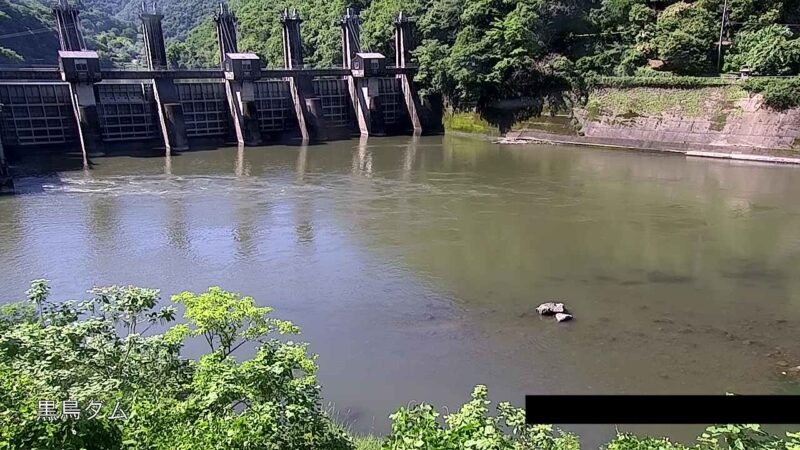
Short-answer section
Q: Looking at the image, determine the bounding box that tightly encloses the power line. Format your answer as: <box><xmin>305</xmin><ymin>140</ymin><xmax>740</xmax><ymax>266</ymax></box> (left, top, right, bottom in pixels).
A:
<box><xmin>0</xmin><ymin>28</ymin><xmax>54</xmax><ymax>41</ymax></box>
<box><xmin>729</xmin><ymin>22</ymin><xmax>800</xmax><ymax>27</ymax></box>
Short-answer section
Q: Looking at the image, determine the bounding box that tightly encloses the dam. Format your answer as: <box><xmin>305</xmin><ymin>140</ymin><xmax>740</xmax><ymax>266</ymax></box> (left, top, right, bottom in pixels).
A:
<box><xmin>0</xmin><ymin>2</ymin><xmax>438</xmax><ymax>192</ymax></box>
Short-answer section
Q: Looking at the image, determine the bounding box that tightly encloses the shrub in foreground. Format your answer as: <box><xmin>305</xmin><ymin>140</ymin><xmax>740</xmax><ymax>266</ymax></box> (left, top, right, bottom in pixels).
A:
<box><xmin>382</xmin><ymin>384</ymin><xmax>579</xmax><ymax>450</ymax></box>
<box><xmin>0</xmin><ymin>281</ymin><xmax>352</xmax><ymax>450</ymax></box>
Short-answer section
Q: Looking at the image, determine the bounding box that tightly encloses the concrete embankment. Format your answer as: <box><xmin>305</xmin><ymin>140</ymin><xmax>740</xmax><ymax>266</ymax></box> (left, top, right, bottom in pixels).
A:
<box><xmin>502</xmin><ymin>85</ymin><xmax>800</xmax><ymax>165</ymax></box>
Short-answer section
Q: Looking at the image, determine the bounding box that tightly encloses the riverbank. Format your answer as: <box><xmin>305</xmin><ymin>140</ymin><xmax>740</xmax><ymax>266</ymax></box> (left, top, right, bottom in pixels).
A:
<box><xmin>499</xmin><ymin>129</ymin><xmax>800</xmax><ymax>165</ymax></box>
<box><xmin>448</xmin><ymin>80</ymin><xmax>800</xmax><ymax>166</ymax></box>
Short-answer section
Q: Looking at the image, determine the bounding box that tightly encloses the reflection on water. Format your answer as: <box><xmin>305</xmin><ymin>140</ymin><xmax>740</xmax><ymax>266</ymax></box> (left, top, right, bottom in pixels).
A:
<box><xmin>2</xmin><ymin>135</ymin><xmax>800</xmax><ymax>447</ymax></box>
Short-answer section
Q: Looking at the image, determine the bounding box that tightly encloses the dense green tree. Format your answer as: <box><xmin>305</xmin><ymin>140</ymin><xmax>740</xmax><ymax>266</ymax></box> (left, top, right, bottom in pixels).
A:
<box><xmin>0</xmin><ymin>281</ymin><xmax>353</xmax><ymax>450</ymax></box>
<box><xmin>360</xmin><ymin>0</ymin><xmax>425</xmax><ymax>56</ymax></box>
<box><xmin>411</xmin><ymin>0</ymin><xmax>588</xmax><ymax>126</ymax></box>
<box><xmin>167</xmin><ymin>18</ymin><xmax>218</xmax><ymax>68</ymax></box>
<box><xmin>577</xmin><ymin>0</ymin><xmax>656</xmax><ymax>75</ymax></box>
<box><xmin>653</xmin><ymin>2</ymin><xmax>717</xmax><ymax>74</ymax></box>
<box><xmin>725</xmin><ymin>25</ymin><xmax>800</xmax><ymax>75</ymax></box>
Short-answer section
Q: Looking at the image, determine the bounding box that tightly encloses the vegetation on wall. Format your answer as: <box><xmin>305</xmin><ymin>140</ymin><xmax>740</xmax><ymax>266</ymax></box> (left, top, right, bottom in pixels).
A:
<box><xmin>743</xmin><ymin>77</ymin><xmax>800</xmax><ymax>110</ymax></box>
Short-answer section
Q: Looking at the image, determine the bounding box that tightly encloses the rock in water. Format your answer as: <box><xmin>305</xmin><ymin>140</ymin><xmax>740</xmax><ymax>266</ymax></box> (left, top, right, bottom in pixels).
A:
<box><xmin>536</xmin><ymin>302</ymin><xmax>566</xmax><ymax>315</ymax></box>
<box><xmin>555</xmin><ymin>313</ymin><xmax>573</xmax><ymax>323</ymax></box>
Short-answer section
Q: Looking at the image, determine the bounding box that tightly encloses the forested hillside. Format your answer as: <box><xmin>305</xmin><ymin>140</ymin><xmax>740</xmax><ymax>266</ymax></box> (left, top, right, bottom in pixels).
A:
<box><xmin>165</xmin><ymin>0</ymin><xmax>800</xmax><ymax>112</ymax></box>
<box><xmin>1</xmin><ymin>0</ymin><xmax>799</xmax><ymax>113</ymax></box>
<box><xmin>0</xmin><ymin>0</ymin><xmax>207</xmax><ymax>66</ymax></box>
<box><xmin>0</xmin><ymin>0</ymin><xmax>139</xmax><ymax>66</ymax></box>
<box><xmin>0</xmin><ymin>0</ymin><xmax>59</xmax><ymax>65</ymax></box>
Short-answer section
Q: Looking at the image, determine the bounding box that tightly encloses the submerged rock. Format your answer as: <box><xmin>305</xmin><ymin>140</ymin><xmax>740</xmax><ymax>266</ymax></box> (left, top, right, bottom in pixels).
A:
<box><xmin>782</xmin><ymin>366</ymin><xmax>800</xmax><ymax>377</ymax></box>
<box><xmin>536</xmin><ymin>302</ymin><xmax>566</xmax><ymax>315</ymax></box>
<box><xmin>555</xmin><ymin>313</ymin><xmax>573</xmax><ymax>323</ymax></box>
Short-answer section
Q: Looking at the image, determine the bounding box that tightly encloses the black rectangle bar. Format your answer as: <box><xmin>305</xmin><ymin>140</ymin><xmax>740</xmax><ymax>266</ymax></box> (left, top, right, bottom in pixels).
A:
<box><xmin>525</xmin><ymin>395</ymin><xmax>800</xmax><ymax>424</ymax></box>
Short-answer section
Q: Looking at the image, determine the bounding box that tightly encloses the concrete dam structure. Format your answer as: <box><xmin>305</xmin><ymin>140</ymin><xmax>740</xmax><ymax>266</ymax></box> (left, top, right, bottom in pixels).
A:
<box><xmin>0</xmin><ymin>1</ymin><xmax>436</xmax><ymax>191</ymax></box>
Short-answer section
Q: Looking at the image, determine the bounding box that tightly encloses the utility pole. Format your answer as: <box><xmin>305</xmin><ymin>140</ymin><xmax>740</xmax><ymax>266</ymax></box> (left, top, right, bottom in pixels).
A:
<box><xmin>717</xmin><ymin>0</ymin><xmax>730</xmax><ymax>72</ymax></box>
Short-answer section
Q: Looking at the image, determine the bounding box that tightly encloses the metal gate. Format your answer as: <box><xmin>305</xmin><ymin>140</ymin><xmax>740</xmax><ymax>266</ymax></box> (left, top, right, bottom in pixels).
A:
<box><xmin>177</xmin><ymin>81</ymin><xmax>228</xmax><ymax>137</ymax></box>
<box><xmin>255</xmin><ymin>80</ymin><xmax>292</xmax><ymax>132</ymax></box>
<box><xmin>378</xmin><ymin>77</ymin><xmax>401</xmax><ymax>125</ymax></box>
<box><xmin>0</xmin><ymin>82</ymin><xmax>76</xmax><ymax>146</ymax></box>
<box><xmin>97</xmin><ymin>83</ymin><xmax>157</xmax><ymax>141</ymax></box>
<box><xmin>312</xmin><ymin>78</ymin><xmax>350</xmax><ymax>127</ymax></box>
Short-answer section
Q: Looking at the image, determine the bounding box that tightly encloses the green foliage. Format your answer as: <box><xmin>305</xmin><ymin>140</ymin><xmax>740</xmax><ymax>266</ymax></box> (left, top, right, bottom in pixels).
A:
<box><xmin>382</xmin><ymin>385</ymin><xmax>579</xmax><ymax>450</ymax></box>
<box><xmin>444</xmin><ymin>111</ymin><xmax>500</xmax><ymax>135</ymax></box>
<box><xmin>0</xmin><ymin>281</ymin><xmax>353</xmax><ymax>450</ymax></box>
<box><xmin>167</xmin><ymin>18</ymin><xmax>219</xmax><ymax>68</ymax></box>
<box><xmin>725</xmin><ymin>25</ymin><xmax>800</xmax><ymax>75</ymax></box>
<box><xmin>0</xmin><ymin>47</ymin><xmax>22</xmax><ymax>63</ymax></box>
<box><xmin>172</xmin><ymin>286</ymin><xmax>299</xmax><ymax>357</ymax></box>
<box><xmin>654</xmin><ymin>2</ymin><xmax>717</xmax><ymax>74</ymax></box>
<box><xmin>589</xmin><ymin>76</ymin><xmax>734</xmax><ymax>89</ymax></box>
<box><xmin>355</xmin><ymin>435</ymin><xmax>385</xmax><ymax>450</ymax></box>
<box><xmin>4</xmin><ymin>281</ymin><xmax>800</xmax><ymax>448</ymax></box>
<box><xmin>361</xmin><ymin>0</ymin><xmax>425</xmax><ymax>56</ymax></box>
<box><xmin>411</xmin><ymin>0</ymin><xmax>588</xmax><ymax>129</ymax></box>
<box><xmin>0</xmin><ymin>0</ymin><xmax>60</xmax><ymax>65</ymax></box>
<box><xmin>578</xmin><ymin>0</ymin><xmax>800</xmax><ymax>77</ymax></box>
<box><xmin>607</xmin><ymin>425</ymin><xmax>800</xmax><ymax>450</ymax></box>
<box><xmin>743</xmin><ymin>77</ymin><xmax>800</xmax><ymax>109</ymax></box>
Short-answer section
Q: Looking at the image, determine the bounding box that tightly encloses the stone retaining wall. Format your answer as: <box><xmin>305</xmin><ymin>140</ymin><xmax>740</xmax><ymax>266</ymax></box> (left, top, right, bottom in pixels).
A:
<box><xmin>570</xmin><ymin>88</ymin><xmax>800</xmax><ymax>154</ymax></box>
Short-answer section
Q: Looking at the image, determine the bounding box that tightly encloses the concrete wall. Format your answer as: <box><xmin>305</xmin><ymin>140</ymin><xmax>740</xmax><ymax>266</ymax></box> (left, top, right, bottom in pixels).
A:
<box><xmin>572</xmin><ymin>87</ymin><xmax>800</xmax><ymax>155</ymax></box>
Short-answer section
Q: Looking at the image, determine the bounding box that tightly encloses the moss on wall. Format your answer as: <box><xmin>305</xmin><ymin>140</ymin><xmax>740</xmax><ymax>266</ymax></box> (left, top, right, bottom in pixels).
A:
<box><xmin>587</xmin><ymin>86</ymin><xmax>746</xmax><ymax>118</ymax></box>
<box><xmin>443</xmin><ymin>112</ymin><xmax>500</xmax><ymax>136</ymax></box>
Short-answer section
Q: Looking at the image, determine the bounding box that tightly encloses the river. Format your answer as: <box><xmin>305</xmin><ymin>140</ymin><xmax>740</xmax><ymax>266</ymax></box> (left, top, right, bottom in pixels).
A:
<box><xmin>1</xmin><ymin>135</ymin><xmax>799</xmax><ymax>446</ymax></box>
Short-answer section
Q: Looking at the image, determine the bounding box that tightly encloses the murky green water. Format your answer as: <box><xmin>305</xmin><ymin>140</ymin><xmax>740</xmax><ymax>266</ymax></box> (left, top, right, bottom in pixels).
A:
<box><xmin>2</xmin><ymin>135</ymin><xmax>800</xmax><ymax>446</ymax></box>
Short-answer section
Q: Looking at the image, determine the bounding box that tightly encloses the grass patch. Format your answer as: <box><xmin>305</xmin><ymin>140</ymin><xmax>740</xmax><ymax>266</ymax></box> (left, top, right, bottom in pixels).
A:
<box><xmin>590</xmin><ymin>75</ymin><xmax>736</xmax><ymax>89</ymax></box>
<box><xmin>710</xmin><ymin>111</ymin><xmax>728</xmax><ymax>131</ymax></box>
<box><xmin>588</xmin><ymin>85</ymin><xmax>746</xmax><ymax>119</ymax></box>
<box><xmin>353</xmin><ymin>435</ymin><xmax>383</xmax><ymax>450</ymax></box>
<box><xmin>443</xmin><ymin>111</ymin><xmax>500</xmax><ymax>136</ymax></box>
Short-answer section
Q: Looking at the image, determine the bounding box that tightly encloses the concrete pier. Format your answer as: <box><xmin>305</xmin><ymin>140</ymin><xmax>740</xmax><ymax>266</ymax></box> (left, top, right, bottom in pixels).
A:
<box><xmin>217</xmin><ymin>4</ymin><xmax>262</xmax><ymax>146</ymax></box>
<box><xmin>224</xmin><ymin>54</ymin><xmax>263</xmax><ymax>146</ymax></box>
<box><xmin>341</xmin><ymin>8</ymin><xmax>373</xmax><ymax>136</ymax></box>
<box><xmin>53</xmin><ymin>0</ymin><xmax>86</xmax><ymax>52</ymax></box>
<box><xmin>394</xmin><ymin>12</ymin><xmax>423</xmax><ymax>134</ymax></box>
<box><xmin>142</xmin><ymin>3</ymin><xmax>189</xmax><ymax>153</ymax></box>
<box><xmin>281</xmin><ymin>9</ymin><xmax>328</xmax><ymax>142</ymax></box>
<box><xmin>0</xmin><ymin>123</ymin><xmax>12</xmax><ymax>193</ymax></box>
<box><xmin>59</xmin><ymin>51</ymin><xmax>103</xmax><ymax>160</ymax></box>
